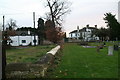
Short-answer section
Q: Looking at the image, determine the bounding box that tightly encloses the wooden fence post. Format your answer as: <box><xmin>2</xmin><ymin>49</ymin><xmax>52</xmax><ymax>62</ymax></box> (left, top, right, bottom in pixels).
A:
<box><xmin>2</xmin><ymin>43</ymin><xmax>6</xmax><ymax>79</ymax></box>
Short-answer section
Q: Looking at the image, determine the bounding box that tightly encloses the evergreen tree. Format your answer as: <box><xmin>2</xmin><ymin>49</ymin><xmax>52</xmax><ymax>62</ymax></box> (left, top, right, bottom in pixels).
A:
<box><xmin>37</xmin><ymin>18</ymin><xmax>45</xmax><ymax>45</ymax></box>
<box><xmin>104</xmin><ymin>13</ymin><xmax>120</xmax><ymax>40</ymax></box>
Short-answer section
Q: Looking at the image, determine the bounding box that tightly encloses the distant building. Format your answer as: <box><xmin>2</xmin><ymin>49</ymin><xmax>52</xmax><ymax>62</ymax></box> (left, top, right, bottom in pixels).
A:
<box><xmin>8</xmin><ymin>30</ymin><xmax>38</xmax><ymax>46</ymax></box>
<box><xmin>118</xmin><ymin>1</ymin><xmax>120</xmax><ymax>22</ymax></box>
<box><xmin>69</xmin><ymin>25</ymin><xmax>99</xmax><ymax>41</ymax></box>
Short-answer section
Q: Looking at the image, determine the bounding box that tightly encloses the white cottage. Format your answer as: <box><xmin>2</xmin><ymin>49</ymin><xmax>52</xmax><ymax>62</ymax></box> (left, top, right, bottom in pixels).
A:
<box><xmin>8</xmin><ymin>31</ymin><xmax>38</xmax><ymax>46</ymax></box>
<box><xmin>69</xmin><ymin>25</ymin><xmax>99</xmax><ymax>41</ymax></box>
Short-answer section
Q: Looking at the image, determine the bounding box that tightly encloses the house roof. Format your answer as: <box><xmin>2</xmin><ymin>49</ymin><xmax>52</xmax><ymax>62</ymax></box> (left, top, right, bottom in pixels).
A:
<box><xmin>15</xmin><ymin>31</ymin><xmax>35</xmax><ymax>36</ymax></box>
<box><xmin>69</xmin><ymin>27</ymin><xmax>97</xmax><ymax>34</ymax></box>
<box><xmin>69</xmin><ymin>30</ymin><xmax>77</xmax><ymax>33</ymax></box>
<box><xmin>86</xmin><ymin>27</ymin><xmax>97</xmax><ymax>29</ymax></box>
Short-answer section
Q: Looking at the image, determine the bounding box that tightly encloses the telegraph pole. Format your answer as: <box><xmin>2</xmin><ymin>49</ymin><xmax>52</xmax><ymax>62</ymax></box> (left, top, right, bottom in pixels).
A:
<box><xmin>2</xmin><ymin>15</ymin><xmax>6</xmax><ymax>79</ymax></box>
<box><xmin>0</xmin><ymin>16</ymin><xmax>2</xmax><ymax>80</ymax></box>
<box><xmin>77</xmin><ymin>26</ymin><xmax>79</xmax><ymax>40</ymax></box>
<box><xmin>3</xmin><ymin>16</ymin><xmax>5</xmax><ymax>31</ymax></box>
<box><xmin>33</xmin><ymin>12</ymin><xmax>36</xmax><ymax>46</ymax></box>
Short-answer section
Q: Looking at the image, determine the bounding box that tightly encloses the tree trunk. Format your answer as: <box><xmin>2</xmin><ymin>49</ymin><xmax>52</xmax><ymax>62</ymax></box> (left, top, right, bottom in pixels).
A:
<box><xmin>47</xmin><ymin>0</ymin><xmax>55</xmax><ymax>28</ymax></box>
<box><xmin>50</xmin><ymin>7</ymin><xmax>55</xmax><ymax>28</ymax></box>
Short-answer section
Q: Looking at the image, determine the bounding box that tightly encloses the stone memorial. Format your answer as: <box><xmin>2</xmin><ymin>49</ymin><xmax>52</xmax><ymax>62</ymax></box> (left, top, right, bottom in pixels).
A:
<box><xmin>114</xmin><ymin>45</ymin><xmax>119</xmax><ymax>51</ymax></box>
<box><xmin>96</xmin><ymin>46</ymin><xmax>100</xmax><ymax>52</ymax></box>
<box><xmin>108</xmin><ymin>46</ymin><xmax>113</xmax><ymax>56</ymax></box>
<box><xmin>103</xmin><ymin>42</ymin><xmax>106</xmax><ymax>47</ymax></box>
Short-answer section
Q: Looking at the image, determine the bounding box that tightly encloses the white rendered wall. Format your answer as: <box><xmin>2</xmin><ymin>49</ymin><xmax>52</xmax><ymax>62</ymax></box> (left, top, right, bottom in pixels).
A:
<box><xmin>31</xmin><ymin>36</ymin><xmax>38</xmax><ymax>45</ymax></box>
<box><xmin>69</xmin><ymin>33</ymin><xmax>77</xmax><ymax>38</ymax></box>
<box><xmin>10</xmin><ymin>36</ymin><xmax>19</xmax><ymax>46</ymax></box>
<box><xmin>69</xmin><ymin>28</ymin><xmax>99</xmax><ymax>41</ymax></box>
<box><xmin>10</xmin><ymin>36</ymin><xmax>38</xmax><ymax>46</ymax></box>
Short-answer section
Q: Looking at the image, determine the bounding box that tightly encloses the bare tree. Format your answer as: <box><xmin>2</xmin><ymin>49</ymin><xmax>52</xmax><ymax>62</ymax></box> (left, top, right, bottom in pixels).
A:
<box><xmin>7</xmin><ymin>19</ymin><xmax>17</xmax><ymax>30</ymax></box>
<box><xmin>45</xmin><ymin>0</ymin><xmax>71</xmax><ymax>27</ymax></box>
<box><xmin>2</xmin><ymin>19</ymin><xmax>17</xmax><ymax>48</ymax></box>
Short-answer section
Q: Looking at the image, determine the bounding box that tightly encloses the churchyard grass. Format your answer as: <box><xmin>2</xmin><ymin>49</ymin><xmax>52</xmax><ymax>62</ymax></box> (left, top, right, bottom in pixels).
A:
<box><xmin>6</xmin><ymin>45</ymin><xmax>55</xmax><ymax>64</ymax></box>
<box><xmin>50</xmin><ymin>43</ymin><xmax>118</xmax><ymax>78</ymax></box>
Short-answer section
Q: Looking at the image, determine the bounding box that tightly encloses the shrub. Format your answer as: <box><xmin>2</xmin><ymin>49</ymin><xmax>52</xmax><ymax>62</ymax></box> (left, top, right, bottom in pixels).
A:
<box><xmin>78</xmin><ymin>41</ymin><xmax>89</xmax><ymax>46</ymax></box>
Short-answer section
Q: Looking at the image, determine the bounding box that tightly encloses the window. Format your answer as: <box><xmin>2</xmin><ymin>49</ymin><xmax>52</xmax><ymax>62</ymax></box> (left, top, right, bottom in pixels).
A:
<box><xmin>71</xmin><ymin>34</ymin><xmax>72</xmax><ymax>37</ymax></box>
<box><xmin>20</xmin><ymin>33</ymin><xmax>27</xmax><ymax>36</ymax></box>
<box><xmin>33</xmin><ymin>39</ymin><xmax>37</xmax><ymax>43</ymax></box>
<box><xmin>75</xmin><ymin>33</ymin><xmax>77</xmax><ymax>37</ymax></box>
<box><xmin>22</xmin><ymin>40</ymin><xmax>26</xmax><ymax>43</ymax></box>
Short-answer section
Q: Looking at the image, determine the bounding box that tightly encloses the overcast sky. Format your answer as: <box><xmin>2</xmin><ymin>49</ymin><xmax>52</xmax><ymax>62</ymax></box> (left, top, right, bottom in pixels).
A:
<box><xmin>0</xmin><ymin>0</ymin><xmax>119</xmax><ymax>37</ymax></box>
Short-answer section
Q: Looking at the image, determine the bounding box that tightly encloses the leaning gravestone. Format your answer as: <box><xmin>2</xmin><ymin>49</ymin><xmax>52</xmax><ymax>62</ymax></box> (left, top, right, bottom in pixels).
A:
<box><xmin>108</xmin><ymin>46</ymin><xmax>113</xmax><ymax>56</ymax></box>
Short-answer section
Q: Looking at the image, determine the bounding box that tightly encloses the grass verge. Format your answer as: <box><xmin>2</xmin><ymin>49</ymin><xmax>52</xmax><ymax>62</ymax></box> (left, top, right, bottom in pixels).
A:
<box><xmin>50</xmin><ymin>43</ymin><xmax>118</xmax><ymax>78</ymax></box>
<box><xmin>6</xmin><ymin>45</ymin><xmax>55</xmax><ymax>64</ymax></box>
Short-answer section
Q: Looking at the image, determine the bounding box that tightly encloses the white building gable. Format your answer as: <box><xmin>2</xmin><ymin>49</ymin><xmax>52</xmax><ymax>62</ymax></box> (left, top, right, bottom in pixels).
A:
<box><xmin>8</xmin><ymin>30</ymin><xmax>38</xmax><ymax>46</ymax></box>
<box><xmin>9</xmin><ymin>36</ymin><xmax>38</xmax><ymax>46</ymax></box>
<box><xmin>69</xmin><ymin>25</ymin><xmax>99</xmax><ymax>41</ymax></box>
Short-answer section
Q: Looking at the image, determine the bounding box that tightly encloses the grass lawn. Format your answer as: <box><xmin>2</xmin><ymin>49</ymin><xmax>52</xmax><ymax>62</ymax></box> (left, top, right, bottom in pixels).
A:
<box><xmin>6</xmin><ymin>45</ymin><xmax>55</xmax><ymax>64</ymax></box>
<box><xmin>50</xmin><ymin>43</ymin><xmax>119</xmax><ymax>78</ymax></box>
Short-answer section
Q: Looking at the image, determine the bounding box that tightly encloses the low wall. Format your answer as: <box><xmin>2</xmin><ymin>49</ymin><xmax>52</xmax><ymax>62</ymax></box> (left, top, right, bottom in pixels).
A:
<box><xmin>6</xmin><ymin>45</ymin><xmax>61</xmax><ymax>78</ymax></box>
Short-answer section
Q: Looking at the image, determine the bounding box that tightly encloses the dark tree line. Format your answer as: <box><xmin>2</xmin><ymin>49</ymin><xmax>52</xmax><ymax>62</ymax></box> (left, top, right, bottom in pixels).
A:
<box><xmin>104</xmin><ymin>13</ymin><xmax>120</xmax><ymax>40</ymax></box>
<box><xmin>92</xmin><ymin>27</ymin><xmax>109</xmax><ymax>41</ymax></box>
<box><xmin>38</xmin><ymin>18</ymin><xmax>65</xmax><ymax>44</ymax></box>
<box><xmin>93</xmin><ymin>13</ymin><xmax>120</xmax><ymax>41</ymax></box>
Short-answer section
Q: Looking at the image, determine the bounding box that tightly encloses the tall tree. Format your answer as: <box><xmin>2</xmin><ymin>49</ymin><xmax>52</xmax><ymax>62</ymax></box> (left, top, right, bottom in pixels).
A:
<box><xmin>92</xmin><ymin>27</ymin><xmax>109</xmax><ymax>41</ymax></box>
<box><xmin>7</xmin><ymin>19</ymin><xmax>17</xmax><ymax>30</ymax></box>
<box><xmin>6</xmin><ymin>19</ymin><xmax>17</xmax><ymax>36</ymax></box>
<box><xmin>37</xmin><ymin>18</ymin><xmax>45</xmax><ymax>45</ymax></box>
<box><xmin>45</xmin><ymin>0</ymin><xmax>71</xmax><ymax>27</ymax></box>
<box><xmin>45</xmin><ymin>20</ymin><xmax>65</xmax><ymax>43</ymax></box>
<box><xmin>103</xmin><ymin>13</ymin><xmax>120</xmax><ymax>40</ymax></box>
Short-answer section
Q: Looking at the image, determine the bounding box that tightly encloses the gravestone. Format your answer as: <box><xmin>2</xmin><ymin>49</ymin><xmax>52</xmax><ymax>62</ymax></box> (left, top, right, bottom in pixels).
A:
<box><xmin>114</xmin><ymin>45</ymin><xmax>119</xmax><ymax>51</ymax></box>
<box><xmin>96</xmin><ymin>46</ymin><xmax>100</xmax><ymax>53</ymax></box>
<box><xmin>96</xmin><ymin>45</ymin><xmax>104</xmax><ymax>53</ymax></box>
<box><xmin>103</xmin><ymin>42</ymin><xmax>106</xmax><ymax>47</ymax></box>
<box><xmin>108</xmin><ymin>46</ymin><xmax>113</xmax><ymax>56</ymax></box>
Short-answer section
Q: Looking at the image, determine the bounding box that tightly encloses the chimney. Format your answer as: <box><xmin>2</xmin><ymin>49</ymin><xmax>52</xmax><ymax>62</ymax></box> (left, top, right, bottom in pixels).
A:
<box><xmin>95</xmin><ymin>25</ymin><xmax>97</xmax><ymax>28</ymax></box>
<box><xmin>86</xmin><ymin>24</ymin><xmax>89</xmax><ymax>28</ymax></box>
<box><xmin>77</xmin><ymin>26</ymin><xmax>79</xmax><ymax>30</ymax></box>
<box><xmin>28</xmin><ymin>30</ymin><xmax>30</xmax><ymax>35</ymax></box>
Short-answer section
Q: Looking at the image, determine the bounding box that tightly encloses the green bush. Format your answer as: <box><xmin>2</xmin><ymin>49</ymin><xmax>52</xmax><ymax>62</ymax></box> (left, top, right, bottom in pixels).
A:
<box><xmin>78</xmin><ymin>41</ymin><xmax>89</xmax><ymax>46</ymax></box>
